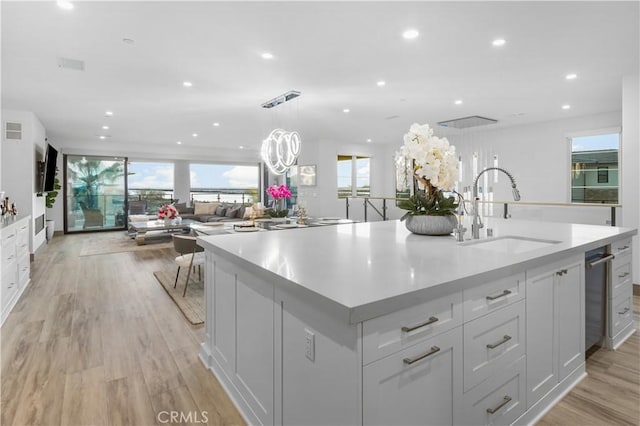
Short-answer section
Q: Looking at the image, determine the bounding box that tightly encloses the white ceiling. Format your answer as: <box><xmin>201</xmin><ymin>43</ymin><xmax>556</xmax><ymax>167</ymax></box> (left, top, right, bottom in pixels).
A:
<box><xmin>2</xmin><ymin>1</ymin><xmax>638</xmax><ymax>159</ymax></box>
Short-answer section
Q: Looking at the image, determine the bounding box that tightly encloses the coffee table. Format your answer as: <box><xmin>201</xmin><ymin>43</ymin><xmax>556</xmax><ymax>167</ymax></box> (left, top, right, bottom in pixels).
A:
<box><xmin>129</xmin><ymin>219</ymin><xmax>199</xmax><ymax>245</ymax></box>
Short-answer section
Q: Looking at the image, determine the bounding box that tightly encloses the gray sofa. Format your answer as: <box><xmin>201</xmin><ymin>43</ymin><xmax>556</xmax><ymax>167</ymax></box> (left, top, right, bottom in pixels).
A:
<box><xmin>175</xmin><ymin>202</ymin><xmax>247</xmax><ymax>223</ymax></box>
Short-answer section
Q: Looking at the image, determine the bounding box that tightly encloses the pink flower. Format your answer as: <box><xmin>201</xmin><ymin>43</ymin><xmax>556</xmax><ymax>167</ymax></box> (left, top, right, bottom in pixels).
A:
<box><xmin>158</xmin><ymin>204</ymin><xmax>178</xmax><ymax>219</ymax></box>
<box><xmin>266</xmin><ymin>184</ymin><xmax>292</xmax><ymax>199</ymax></box>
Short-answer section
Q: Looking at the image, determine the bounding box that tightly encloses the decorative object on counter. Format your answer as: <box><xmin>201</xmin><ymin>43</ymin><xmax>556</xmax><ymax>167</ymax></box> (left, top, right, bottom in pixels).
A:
<box><xmin>266</xmin><ymin>184</ymin><xmax>292</xmax><ymax>218</ymax></box>
<box><xmin>396</xmin><ymin>123</ymin><xmax>460</xmax><ymax>235</ymax></box>
<box><xmin>45</xmin><ymin>168</ymin><xmax>62</xmax><ymax>208</ymax></box>
<box><xmin>158</xmin><ymin>203</ymin><xmax>179</xmax><ymax>225</ymax></box>
<box><xmin>295</xmin><ymin>206</ymin><xmax>308</xmax><ymax>225</ymax></box>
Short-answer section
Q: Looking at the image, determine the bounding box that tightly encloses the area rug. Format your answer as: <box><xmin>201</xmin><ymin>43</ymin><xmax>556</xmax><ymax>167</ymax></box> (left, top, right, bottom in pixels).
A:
<box><xmin>79</xmin><ymin>237</ymin><xmax>173</xmax><ymax>257</ymax></box>
<box><xmin>153</xmin><ymin>269</ymin><xmax>205</xmax><ymax>325</ymax></box>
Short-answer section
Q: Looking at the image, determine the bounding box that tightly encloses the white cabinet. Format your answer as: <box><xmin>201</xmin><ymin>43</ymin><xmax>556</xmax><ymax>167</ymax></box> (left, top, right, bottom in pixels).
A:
<box><xmin>526</xmin><ymin>254</ymin><xmax>584</xmax><ymax>409</ymax></box>
<box><xmin>1</xmin><ymin>216</ymin><xmax>31</xmax><ymax>325</ymax></box>
<box><xmin>363</xmin><ymin>327</ymin><xmax>462</xmax><ymax>426</ymax></box>
<box><xmin>606</xmin><ymin>238</ymin><xmax>634</xmax><ymax>348</ymax></box>
<box><xmin>206</xmin><ymin>256</ymin><xmax>276</xmax><ymax>426</ymax></box>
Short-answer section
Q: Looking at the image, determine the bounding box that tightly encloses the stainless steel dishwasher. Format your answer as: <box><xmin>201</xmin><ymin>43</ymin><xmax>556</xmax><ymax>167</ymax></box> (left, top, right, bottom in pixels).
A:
<box><xmin>585</xmin><ymin>247</ymin><xmax>614</xmax><ymax>351</ymax></box>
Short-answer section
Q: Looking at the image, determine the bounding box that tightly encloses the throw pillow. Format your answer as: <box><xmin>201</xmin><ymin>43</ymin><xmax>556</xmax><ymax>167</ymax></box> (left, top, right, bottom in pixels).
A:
<box><xmin>174</xmin><ymin>202</ymin><xmax>188</xmax><ymax>214</ymax></box>
<box><xmin>215</xmin><ymin>205</ymin><xmax>227</xmax><ymax>216</ymax></box>
<box><xmin>194</xmin><ymin>202</ymin><xmax>219</xmax><ymax>216</ymax></box>
<box><xmin>242</xmin><ymin>206</ymin><xmax>254</xmax><ymax>219</ymax></box>
<box><xmin>225</xmin><ymin>206</ymin><xmax>240</xmax><ymax>218</ymax></box>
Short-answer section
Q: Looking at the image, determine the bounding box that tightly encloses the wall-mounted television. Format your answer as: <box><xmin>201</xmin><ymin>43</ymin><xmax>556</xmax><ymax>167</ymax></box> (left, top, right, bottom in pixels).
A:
<box><xmin>42</xmin><ymin>144</ymin><xmax>58</xmax><ymax>192</ymax></box>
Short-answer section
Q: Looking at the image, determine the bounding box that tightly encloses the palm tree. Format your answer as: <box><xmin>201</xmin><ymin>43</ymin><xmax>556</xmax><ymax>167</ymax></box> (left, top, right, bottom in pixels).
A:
<box><xmin>68</xmin><ymin>159</ymin><xmax>124</xmax><ymax>209</ymax></box>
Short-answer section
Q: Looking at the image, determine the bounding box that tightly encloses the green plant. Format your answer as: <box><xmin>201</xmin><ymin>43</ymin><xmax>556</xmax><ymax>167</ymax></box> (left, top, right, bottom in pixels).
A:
<box><xmin>46</xmin><ymin>169</ymin><xmax>62</xmax><ymax>208</ymax></box>
<box><xmin>266</xmin><ymin>208</ymin><xmax>289</xmax><ymax>218</ymax></box>
<box><xmin>398</xmin><ymin>190</ymin><xmax>459</xmax><ymax>221</ymax></box>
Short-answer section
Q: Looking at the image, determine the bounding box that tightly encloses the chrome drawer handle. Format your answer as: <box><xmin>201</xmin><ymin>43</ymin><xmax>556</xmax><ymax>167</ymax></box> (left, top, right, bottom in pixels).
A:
<box><xmin>403</xmin><ymin>346</ymin><xmax>440</xmax><ymax>365</ymax></box>
<box><xmin>401</xmin><ymin>316</ymin><xmax>439</xmax><ymax>333</ymax></box>
<box><xmin>618</xmin><ymin>245</ymin><xmax>629</xmax><ymax>251</ymax></box>
<box><xmin>556</xmin><ymin>269</ymin><xmax>568</xmax><ymax>276</ymax></box>
<box><xmin>618</xmin><ymin>272</ymin><xmax>630</xmax><ymax>278</ymax></box>
<box><xmin>487</xmin><ymin>396</ymin><xmax>512</xmax><ymax>414</ymax></box>
<box><xmin>487</xmin><ymin>335</ymin><xmax>512</xmax><ymax>349</ymax></box>
<box><xmin>486</xmin><ymin>290</ymin><xmax>511</xmax><ymax>301</ymax></box>
<box><xmin>618</xmin><ymin>307</ymin><xmax>630</xmax><ymax>315</ymax></box>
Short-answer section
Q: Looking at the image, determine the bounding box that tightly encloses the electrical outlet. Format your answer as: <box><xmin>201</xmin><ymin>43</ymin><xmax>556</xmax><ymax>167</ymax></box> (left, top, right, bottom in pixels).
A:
<box><xmin>305</xmin><ymin>328</ymin><xmax>315</xmax><ymax>361</ymax></box>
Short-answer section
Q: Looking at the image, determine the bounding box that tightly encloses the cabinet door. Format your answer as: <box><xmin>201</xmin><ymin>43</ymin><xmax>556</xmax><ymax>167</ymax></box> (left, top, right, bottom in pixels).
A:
<box><xmin>526</xmin><ymin>267</ymin><xmax>557</xmax><ymax>408</ymax></box>
<box><xmin>234</xmin><ymin>271</ymin><xmax>274</xmax><ymax>425</ymax></box>
<box><xmin>556</xmin><ymin>260</ymin><xmax>584</xmax><ymax>380</ymax></box>
<box><xmin>363</xmin><ymin>327</ymin><xmax>462</xmax><ymax>426</ymax></box>
<box><xmin>212</xmin><ymin>259</ymin><xmax>236</xmax><ymax>377</ymax></box>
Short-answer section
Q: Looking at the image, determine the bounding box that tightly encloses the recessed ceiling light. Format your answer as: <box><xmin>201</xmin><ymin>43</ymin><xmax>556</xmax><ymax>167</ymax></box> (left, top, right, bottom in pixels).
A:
<box><xmin>239</xmin><ymin>146</ymin><xmax>244</xmax><ymax>150</ymax></box>
<box><xmin>377</xmin><ymin>81</ymin><xmax>386</xmax><ymax>87</ymax></box>
<box><xmin>566</xmin><ymin>73</ymin><xmax>577</xmax><ymax>80</ymax></box>
<box><xmin>562</xmin><ymin>104</ymin><xmax>571</xmax><ymax>110</ymax></box>
<box><xmin>492</xmin><ymin>38</ymin><xmax>506</xmax><ymax>47</ymax></box>
<box><xmin>57</xmin><ymin>1</ymin><xmax>74</xmax><ymax>10</ymax></box>
<box><xmin>105</xmin><ymin>111</ymin><xmax>113</xmax><ymax>117</ymax></box>
<box><xmin>102</xmin><ymin>125</ymin><xmax>109</xmax><ymax>130</ymax></box>
<box><xmin>261</xmin><ymin>52</ymin><xmax>274</xmax><ymax>60</ymax></box>
<box><xmin>99</xmin><ymin>135</ymin><xmax>106</xmax><ymax>140</ymax></box>
<box><xmin>122</xmin><ymin>38</ymin><xmax>135</xmax><ymax>45</ymax></box>
<box><xmin>454</xmin><ymin>100</ymin><xmax>463</xmax><ymax>105</ymax></box>
<box><xmin>176</xmin><ymin>141</ymin><xmax>182</xmax><ymax>145</ymax></box>
<box><xmin>343</xmin><ymin>108</ymin><xmax>350</xmax><ymax>113</ymax></box>
<box><xmin>192</xmin><ymin>133</ymin><xmax>198</xmax><ymax>137</ymax></box>
<box><xmin>366</xmin><ymin>138</ymin><xmax>372</xmax><ymax>143</ymax></box>
<box><xmin>402</xmin><ymin>29</ymin><xmax>419</xmax><ymax>40</ymax></box>
<box><xmin>183</xmin><ymin>81</ymin><xmax>193</xmax><ymax>87</ymax></box>
<box><xmin>212</xmin><ymin>122</ymin><xmax>220</xmax><ymax>127</ymax></box>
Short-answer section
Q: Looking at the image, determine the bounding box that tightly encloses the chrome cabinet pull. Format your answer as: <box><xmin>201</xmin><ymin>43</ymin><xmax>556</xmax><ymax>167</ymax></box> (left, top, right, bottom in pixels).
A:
<box><xmin>618</xmin><ymin>307</ymin><xmax>630</xmax><ymax>315</ymax></box>
<box><xmin>401</xmin><ymin>316</ymin><xmax>439</xmax><ymax>333</ymax></box>
<box><xmin>618</xmin><ymin>245</ymin><xmax>629</xmax><ymax>251</ymax></box>
<box><xmin>618</xmin><ymin>272</ymin><xmax>630</xmax><ymax>278</ymax></box>
<box><xmin>486</xmin><ymin>396</ymin><xmax>512</xmax><ymax>414</ymax></box>
<box><xmin>555</xmin><ymin>269</ymin><xmax>568</xmax><ymax>276</ymax></box>
<box><xmin>403</xmin><ymin>346</ymin><xmax>440</xmax><ymax>365</ymax></box>
<box><xmin>487</xmin><ymin>335</ymin><xmax>512</xmax><ymax>349</ymax></box>
<box><xmin>486</xmin><ymin>290</ymin><xmax>511</xmax><ymax>301</ymax></box>
<box><xmin>587</xmin><ymin>254</ymin><xmax>614</xmax><ymax>268</ymax></box>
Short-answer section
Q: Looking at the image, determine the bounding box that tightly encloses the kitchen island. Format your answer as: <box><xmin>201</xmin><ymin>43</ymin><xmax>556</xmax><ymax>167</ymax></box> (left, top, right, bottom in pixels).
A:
<box><xmin>197</xmin><ymin>219</ymin><xmax>636</xmax><ymax>426</ymax></box>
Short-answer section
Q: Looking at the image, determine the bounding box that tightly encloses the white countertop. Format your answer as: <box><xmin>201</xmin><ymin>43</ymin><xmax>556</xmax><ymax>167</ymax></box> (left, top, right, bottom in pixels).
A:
<box><xmin>197</xmin><ymin>218</ymin><xmax>636</xmax><ymax>323</ymax></box>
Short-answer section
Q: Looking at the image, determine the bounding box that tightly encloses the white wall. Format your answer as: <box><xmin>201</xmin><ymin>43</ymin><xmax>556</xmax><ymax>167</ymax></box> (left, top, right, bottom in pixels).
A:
<box><xmin>1</xmin><ymin>109</ymin><xmax>47</xmax><ymax>252</ymax></box>
<box><xmin>622</xmin><ymin>73</ymin><xmax>639</xmax><ymax>284</ymax></box>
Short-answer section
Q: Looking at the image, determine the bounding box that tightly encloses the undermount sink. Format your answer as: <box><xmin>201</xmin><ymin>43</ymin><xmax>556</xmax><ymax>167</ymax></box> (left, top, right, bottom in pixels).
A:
<box><xmin>462</xmin><ymin>236</ymin><xmax>561</xmax><ymax>254</ymax></box>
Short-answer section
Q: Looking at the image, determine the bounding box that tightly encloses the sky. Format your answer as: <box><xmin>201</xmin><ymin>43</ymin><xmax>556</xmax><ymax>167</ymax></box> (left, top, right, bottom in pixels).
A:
<box><xmin>127</xmin><ymin>162</ymin><xmax>259</xmax><ymax>190</ymax></box>
<box><xmin>338</xmin><ymin>157</ymin><xmax>370</xmax><ymax>188</ymax></box>
<box><xmin>571</xmin><ymin>133</ymin><xmax>619</xmax><ymax>152</ymax></box>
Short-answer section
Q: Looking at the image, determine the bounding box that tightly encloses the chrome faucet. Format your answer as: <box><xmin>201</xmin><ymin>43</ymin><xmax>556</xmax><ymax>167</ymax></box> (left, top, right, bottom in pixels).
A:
<box><xmin>472</xmin><ymin>167</ymin><xmax>521</xmax><ymax>239</ymax></box>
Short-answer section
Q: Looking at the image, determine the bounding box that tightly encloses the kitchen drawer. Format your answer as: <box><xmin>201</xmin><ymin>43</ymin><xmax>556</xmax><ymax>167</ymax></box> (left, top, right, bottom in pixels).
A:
<box><xmin>1</xmin><ymin>269</ymin><xmax>18</xmax><ymax>307</ymax></box>
<box><xmin>16</xmin><ymin>225</ymin><xmax>29</xmax><ymax>255</ymax></box>
<box><xmin>461</xmin><ymin>356</ymin><xmax>526</xmax><ymax>426</ymax></box>
<box><xmin>609</xmin><ymin>291</ymin><xmax>633</xmax><ymax>338</ymax></box>
<box><xmin>1</xmin><ymin>232</ymin><xmax>17</xmax><ymax>269</ymax></box>
<box><xmin>610</xmin><ymin>256</ymin><xmax>632</xmax><ymax>299</ymax></box>
<box><xmin>463</xmin><ymin>272</ymin><xmax>525</xmax><ymax>323</ymax></box>
<box><xmin>611</xmin><ymin>238</ymin><xmax>632</xmax><ymax>257</ymax></box>
<box><xmin>463</xmin><ymin>299</ymin><xmax>525</xmax><ymax>392</ymax></box>
<box><xmin>362</xmin><ymin>291</ymin><xmax>462</xmax><ymax>364</ymax></box>
<box><xmin>18</xmin><ymin>254</ymin><xmax>30</xmax><ymax>286</ymax></box>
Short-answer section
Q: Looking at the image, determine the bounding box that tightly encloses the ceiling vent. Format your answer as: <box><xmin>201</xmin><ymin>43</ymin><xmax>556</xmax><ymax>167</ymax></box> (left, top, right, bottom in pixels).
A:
<box><xmin>261</xmin><ymin>90</ymin><xmax>301</xmax><ymax>109</ymax></box>
<box><xmin>5</xmin><ymin>122</ymin><xmax>22</xmax><ymax>140</ymax></box>
<box><xmin>57</xmin><ymin>57</ymin><xmax>85</xmax><ymax>71</ymax></box>
<box><xmin>438</xmin><ymin>115</ymin><xmax>497</xmax><ymax>129</ymax></box>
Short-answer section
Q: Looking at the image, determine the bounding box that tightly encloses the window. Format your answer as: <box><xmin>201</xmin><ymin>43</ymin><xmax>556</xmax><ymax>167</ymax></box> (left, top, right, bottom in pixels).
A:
<box><xmin>190</xmin><ymin>163</ymin><xmax>259</xmax><ymax>204</ymax></box>
<box><xmin>570</xmin><ymin>132</ymin><xmax>619</xmax><ymax>204</ymax></box>
<box><xmin>337</xmin><ymin>155</ymin><xmax>370</xmax><ymax>198</ymax></box>
<box><xmin>127</xmin><ymin>161</ymin><xmax>175</xmax><ymax>212</ymax></box>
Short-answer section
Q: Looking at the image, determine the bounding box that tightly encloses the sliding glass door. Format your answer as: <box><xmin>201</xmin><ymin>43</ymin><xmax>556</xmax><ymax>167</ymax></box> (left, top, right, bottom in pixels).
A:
<box><xmin>64</xmin><ymin>155</ymin><xmax>127</xmax><ymax>233</ymax></box>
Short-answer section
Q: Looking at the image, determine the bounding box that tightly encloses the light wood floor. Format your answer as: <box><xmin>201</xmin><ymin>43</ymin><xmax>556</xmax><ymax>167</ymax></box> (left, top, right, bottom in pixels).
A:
<box><xmin>1</xmin><ymin>231</ymin><xmax>638</xmax><ymax>425</ymax></box>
